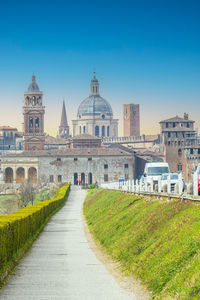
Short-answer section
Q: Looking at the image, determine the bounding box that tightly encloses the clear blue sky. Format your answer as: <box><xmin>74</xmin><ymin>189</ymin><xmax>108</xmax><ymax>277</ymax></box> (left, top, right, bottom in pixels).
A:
<box><xmin>0</xmin><ymin>0</ymin><xmax>200</xmax><ymax>136</ymax></box>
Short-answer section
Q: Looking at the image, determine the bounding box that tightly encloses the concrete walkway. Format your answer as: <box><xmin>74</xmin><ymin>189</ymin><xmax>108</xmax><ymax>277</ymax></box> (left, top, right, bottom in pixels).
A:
<box><xmin>0</xmin><ymin>187</ymin><xmax>136</xmax><ymax>300</ymax></box>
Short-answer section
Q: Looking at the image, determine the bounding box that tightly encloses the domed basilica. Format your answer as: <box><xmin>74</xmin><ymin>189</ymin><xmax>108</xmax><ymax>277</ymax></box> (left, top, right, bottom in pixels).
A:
<box><xmin>72</xmin><ymin>74</ymin><xmax>118</xmax><ymax>138</ymax></box>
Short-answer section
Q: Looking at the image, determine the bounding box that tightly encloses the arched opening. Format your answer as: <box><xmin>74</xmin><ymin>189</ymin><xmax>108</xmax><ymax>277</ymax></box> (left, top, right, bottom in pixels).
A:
<box><xmin>74</xmin><ymin>173</ymin><xmax>78</xmax><ymax>185</ymax></box>
<box><xmin>28</xmin><ymin>167</ymin><xmax>37</xmax><ymax>184</ymax></box>
<box><xmin>81</xmin><ymin>173</ymin><xmax>85</xmax><ymax>185</ymax></box>
<box><xmin>107</xmin><ymin>126</ymin><xmax>110</xmax><ymax>137</ymax></box>
<box><xmin>16</xmin><ymin>167</ymin><xmax>25</xmax><ymax>184</ymax></box>
<box><xmin>95</xmin><ymin>126</ymin><xmax>99</xmax><ymax>137</ymax></box>
<box><xmin>83</xmin><ymin>126</ymin><xmax>86</xmax><ymax>133</ymax></box>
<box><xmin>88</xmin><ymin>172</ymin><xmax>92</xmax><ymax>185</ymax></box>
<box><xmin>102</xmin><ymin>126</ymin><xmax>105</xmax><ymax>137</ymax></box>
<box><xmin>35</xmin><ymin>117</ymin><xmax>39</xmax><ymax>128</ymax></box>
<box><xmin>29</xmin><ymin>117</ymin><xmax>33</xmax><ymax>128</ymax></box>
<box><xmin>178</xmin><ymin>148</ymin><xmax>182</xmax><ymax>157</ymax></box>
<box><xmin>80</xmin><ymin>126</ymin><xmax>82</xmax><ymax>134</ymax></box>
<box><xmin>5</xmin><ymin>167</ymin><xmax>13</xmax><ymax>183</ymax></box>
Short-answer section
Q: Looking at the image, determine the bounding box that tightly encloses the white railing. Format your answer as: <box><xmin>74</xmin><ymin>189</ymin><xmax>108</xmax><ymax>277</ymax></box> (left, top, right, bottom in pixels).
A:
<box><xmin>100</xmin><ymin>173</ymin><xmax>195</xmax><ymax>198</ymax></box>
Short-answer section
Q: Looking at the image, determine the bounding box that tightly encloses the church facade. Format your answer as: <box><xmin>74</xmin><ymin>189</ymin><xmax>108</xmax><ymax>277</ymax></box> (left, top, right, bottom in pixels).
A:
<box><xmin>72</xmin><ymin>74</ymin><xmax>118</xmax><ymax>138</ymax></box>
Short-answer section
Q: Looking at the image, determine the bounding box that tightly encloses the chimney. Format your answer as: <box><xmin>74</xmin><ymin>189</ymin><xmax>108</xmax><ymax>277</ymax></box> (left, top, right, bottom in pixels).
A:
<box><xmin>184</xmin><ymin>113</ymin><xmax>188</xmax><ymax>120</ymax></box>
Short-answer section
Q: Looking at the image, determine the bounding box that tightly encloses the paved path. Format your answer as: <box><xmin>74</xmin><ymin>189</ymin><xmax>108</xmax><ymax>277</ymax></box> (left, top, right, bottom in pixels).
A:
<box><xmin>0</xmin><ymin>187</ymin><xmax>136</xmax><ymax>300</ymax></box>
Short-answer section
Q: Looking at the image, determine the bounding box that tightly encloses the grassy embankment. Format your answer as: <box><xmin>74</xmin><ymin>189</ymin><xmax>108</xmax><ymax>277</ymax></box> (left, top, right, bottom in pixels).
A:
<box><xmin>83</xmin><ymin>189</ymin><xmax>200</xmax><ymax>299</ymax></box>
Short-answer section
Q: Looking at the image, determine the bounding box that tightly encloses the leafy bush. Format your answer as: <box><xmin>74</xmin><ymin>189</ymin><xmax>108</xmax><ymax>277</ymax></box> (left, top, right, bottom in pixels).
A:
<box><xmin>89</xmin><ymin>184</ymin><xmax>96</xmax><ymax>189</ymax></box>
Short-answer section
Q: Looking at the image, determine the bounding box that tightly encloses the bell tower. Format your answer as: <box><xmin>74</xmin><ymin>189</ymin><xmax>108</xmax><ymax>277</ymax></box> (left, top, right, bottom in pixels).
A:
<box><xmin>23</xmin><ymin>75</ymin><xmax>45</xmax><ymax>150</ymax></box>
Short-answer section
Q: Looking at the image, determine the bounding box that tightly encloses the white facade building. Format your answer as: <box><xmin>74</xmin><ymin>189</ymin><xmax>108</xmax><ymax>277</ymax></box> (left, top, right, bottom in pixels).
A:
<box><xmin>72</xmin><ymin>74</ymin><xmax>118</xmax><ymax>138</ymax></box>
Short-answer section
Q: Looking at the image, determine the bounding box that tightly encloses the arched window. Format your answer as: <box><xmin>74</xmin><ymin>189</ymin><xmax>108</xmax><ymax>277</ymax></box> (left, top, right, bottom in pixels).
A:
<box><xmin>107</xmin><ymin>126</ymin><xmax>110</xmax><ymax>137</ymax></box>
<box><xmin>29</xmin><ymin>117</ymin><xmax>33</xmax><ymax>128</ymax></box>
<box><xmin>81</xmin><ymin>173</ymin><xmax>85</xmax><ymax>185</ymax></box>
<box><xmin>35</xmin><ymin>117</ymin><xmax>39</xmax><ymax>128</ymax></box>
<box><xmin>88</xmin><ymin>173</ymin><xmax>92</xmax><ymax>184</ymax></box>
<box><xmin>32</xmin><ymin>96</ymin><xmax>36</xmax><ymax>106</ymax></box>
<box><xmin>80</xmin><ymin>126</ymin><xmax>82</xmax><ymax>134</ymax></box>
<box><xmin>178</xmin><ymin>148</ymin><xmax>182</xmax><ymax>157</ymax></box>
<box><xmin>83</xmin><ymin>126</ymin><xmax>86</xmax><ymax>133</ymax></box>
<box><xmin>95</xmin><ymin>126</ymin><xmax>99</xmax><ymax>137</ymax></box>
<box><xmin>102</xmin><ymin>126</ymin><xmax>105</xmax><ymax>137</ymax></box>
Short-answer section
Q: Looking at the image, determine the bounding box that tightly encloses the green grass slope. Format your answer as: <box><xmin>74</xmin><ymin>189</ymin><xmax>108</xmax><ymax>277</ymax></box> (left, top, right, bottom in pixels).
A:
<box><xmin>83</xmin><ymin>189</ymin><xmax>200</xmax><ymax>299</ymax></box>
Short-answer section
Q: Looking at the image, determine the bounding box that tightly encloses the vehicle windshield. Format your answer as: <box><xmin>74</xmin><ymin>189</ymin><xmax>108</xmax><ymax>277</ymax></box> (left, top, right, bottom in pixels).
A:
<box><xmin>148</xmin><ymin>167</ymin><xmax>169</xmax><ymax>176</ymax></box>
<box><xmin>170</xmin><ymin>174</ymin><xmax>178</xmax><ymax>180</ymax></box>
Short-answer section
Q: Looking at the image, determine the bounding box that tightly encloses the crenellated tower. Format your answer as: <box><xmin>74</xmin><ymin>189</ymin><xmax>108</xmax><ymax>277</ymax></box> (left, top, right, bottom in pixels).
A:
<box><xmin>23</xmin><ymin>75</ymin><xmax>45</xmax><ymax>150</ymax></box>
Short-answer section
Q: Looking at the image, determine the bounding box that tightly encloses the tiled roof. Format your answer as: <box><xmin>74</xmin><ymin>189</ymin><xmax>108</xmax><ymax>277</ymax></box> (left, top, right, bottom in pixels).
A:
<box><xmin>6</xmin><ymin>147</ymin><xmax>132</xmax><ymax>157</ymax></box>
<box><xmin>0</xmin><ymin>126</ymin><xmax>18</xmax><ymax>130</ymax></box>
<box><xmin>45</xmin><ymin>135</ymin><xmax>68</xmax><ymax>145</ymax></box>
<box><xmin>160</xmin><ymin>116</ymin><xmax>194</xmax><ymax>123</ymax></box>
<box><xmin>73</xmin><ymin>134</ymin><xmax>101</xmax><ymax>140</ymax></box>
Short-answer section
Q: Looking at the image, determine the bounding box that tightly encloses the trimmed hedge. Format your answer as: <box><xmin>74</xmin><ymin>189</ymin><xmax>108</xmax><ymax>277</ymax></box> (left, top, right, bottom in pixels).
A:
<box><xmin>0</xmin><ymin>184</ymin><xmax>70</xmax><ymax>280</ymax></box>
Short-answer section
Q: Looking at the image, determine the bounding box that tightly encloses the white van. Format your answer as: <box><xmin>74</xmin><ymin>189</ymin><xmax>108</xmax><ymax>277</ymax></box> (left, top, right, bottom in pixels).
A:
<box><xmin>143</xmin><ymin>162</ymin><xmax>170</xmax><ymax>187</ymax></box>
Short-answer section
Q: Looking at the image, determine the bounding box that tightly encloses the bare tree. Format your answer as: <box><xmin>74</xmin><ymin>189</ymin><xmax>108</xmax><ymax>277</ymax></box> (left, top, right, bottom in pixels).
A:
<box><xmin>19</xmin><ymin>181</ymin><xmax>36</xmax><ymax>208</ymax></box>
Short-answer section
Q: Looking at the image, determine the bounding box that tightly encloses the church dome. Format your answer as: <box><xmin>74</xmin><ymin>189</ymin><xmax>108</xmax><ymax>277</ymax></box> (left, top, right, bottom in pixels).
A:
<box><xmin>78</xmin><ymin>95</ymin><xmax>113</xmax><ymax>117</ymax></box>
<box><xmin>77</xmin><ymin>74</ymin><xmax>113</xmax><ymax>117</ymax></box>
<box><xmin>26</xmin><ymin>75</ymin><xmax>41</xmax><ymax>94</ymax></box>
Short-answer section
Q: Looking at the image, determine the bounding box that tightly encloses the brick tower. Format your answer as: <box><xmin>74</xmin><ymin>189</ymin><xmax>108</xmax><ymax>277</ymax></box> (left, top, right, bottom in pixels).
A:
<box><xmin>23</xmin><ymin>75</ymin><xmax>45</xmax><ymax>150</ymax></box>
<box><xmin>123</xmin><ymin>104</ymin><xmax>140</xmax><ymax>137</ymax></box>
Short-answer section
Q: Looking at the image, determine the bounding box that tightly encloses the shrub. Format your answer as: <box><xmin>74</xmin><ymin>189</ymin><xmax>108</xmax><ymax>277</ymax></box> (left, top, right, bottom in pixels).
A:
<box><xmin>0</xmin><ymin>184</ymin><xmax>70</xmax><ymax>282</ymax></box>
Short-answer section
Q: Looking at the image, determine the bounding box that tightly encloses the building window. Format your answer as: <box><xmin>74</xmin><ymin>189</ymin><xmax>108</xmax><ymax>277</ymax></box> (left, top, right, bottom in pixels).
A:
<box><xmin>168</xmin><ymin>132</ymin><xmax>171</xmax><ymax>138</ymax></box>
<box><xmin>102</xmin><ymin>126</ymin><xmax>105</xmax><ymax>137</ymax></box>
<box><xmin>178</xmin><ymin>149</ymin><xmax>182</xmax><ymax>157</ymax></box>
<box><xmin>50</xmin><ymin>175</ymin><xmax>54</xmax><ymax>183</ymax></box>
<box><xmin>74</xmin><ymin>158</ymin><xmax>78</xmax><ymax>161</ymax></box>
<box><xmin>29</xmin><ymin>117</ymin><xmax>33</xmax><ymax>128</ymax></box>
<box><xmin>83</xmin><ymin>126</ymin><xmax>86</xmax><ymax>133</ymax></box>
<box><xmin>173</xmin><ymin>122</ymin><xmax>176</xmax><ymax>128</ymax></box>
<box><xmin>168</xmin><ymin>141</ymin><xmax>170</xmax><ymax>146</ymax></box>
<box><xmin>58</xmin><ymin>175</ymin><xmax>62</xmax><ymax>182</ymax></box>
<box><xmin>198</xmin><ymin>149</ymin><xmax>200</xmax><ymax>155</ymax></box>
<box><xmin>79</xmin><ymin>126</ymin><xmax>82</xmax><ymax>134</ymax></box>
<box><xmin>104</xmin><ymin>174</ymin><xmax>108</xmax><ymax>182</ymax></box>
<box><xmin>35</xmin><ymin>117</ymin><xmax>39</xmax><ymax>128</ymax></box>
<box><xmin>107</xmin><ymin>126</ymin><xmax>110</xmax><ymax>137</ymax></box>
<box><xmin>95</xmin><ymin>126</ymin><xmax>99</xmax><ymax>137</ymax></box>
<box><xmin>57</xmin><ymin>157</ymin><xmax>61</xmax><ymax>162</ymax></box>
<box><xmin>124</xmin><ymin>163</ymin><xmax>129</xmax><ymax>168</ymax></box>
<box><xmin>102</xmin><ymin>114</ymin><xmax>105</xmax><ymax>119</ymax></box>
<box><xmin>125</xmin><ymin>174</ymin><xmax>129</xmax><ymax>180</ymax></box>
<box><xmin>178</xmin><ymin>164</ymin><xmax>182</xmax><ymax>171</ymax></box>
<box><xmin>166</xmin><ymin>122</ymin><xmax>168</xmax><ymax>128</ymax></box>
<box><xmin>88</xmin><ymin>157</ymin><xmax>92</xmax><ymax>161</ymax></box>
<box><xmin>178</xmin><ymin>141</ymin><xmax>181</xmax><ymax>146</ymax></box>
<box><xmin>190</xmin><ymin>148</ymin><xmax>194</xmax><ymax>154</ymax></box>
<box><xmin>187</xmin><ymin>123</ymin><xmax>190</xmax><ymax>128</ymax></box>
<box><xmin>104</xmin><ymin>164</ymin><xmax>108</xmax><ymax>169</ymax></box>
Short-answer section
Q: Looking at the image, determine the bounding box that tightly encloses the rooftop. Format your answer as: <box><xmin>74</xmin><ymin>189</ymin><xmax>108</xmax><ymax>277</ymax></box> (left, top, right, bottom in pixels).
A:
<box><xmin>5</xmin><ymin>147</ymin><xmax>132</xmax><ymax>157</ymax></box>
<box><xmin>0</xmin><ymin>126</ymin><xmax>18</xmax><ymax>131</ymax></box>
<box><xmin>73</xmin><ymin>133</ymin><xmax>101</xmax><ymax>140</ymax></box>
<box><xmin>160</xmin><ymin>115</ymin><xmax>194</xmax><ymax>123</ymax></box>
